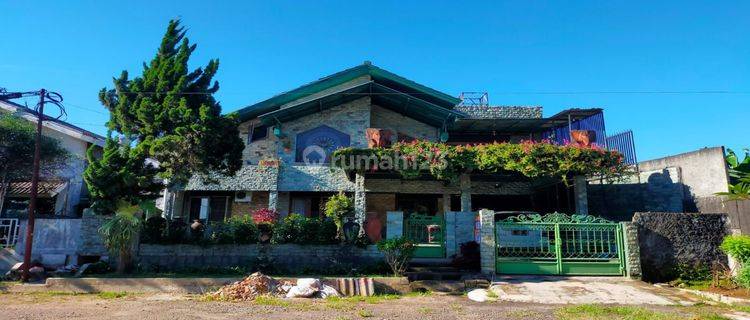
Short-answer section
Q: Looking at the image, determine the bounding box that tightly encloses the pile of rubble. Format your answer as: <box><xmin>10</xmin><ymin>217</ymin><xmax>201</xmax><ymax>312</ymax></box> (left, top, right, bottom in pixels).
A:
<box><xmin>210</xmin><ymin>272</ymin><xmax>340</xmax><ymax>301</ymax></box>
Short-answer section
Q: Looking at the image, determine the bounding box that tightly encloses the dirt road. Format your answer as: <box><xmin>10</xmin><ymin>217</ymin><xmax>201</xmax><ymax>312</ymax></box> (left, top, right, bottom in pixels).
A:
<box><xmin>0</xmin><ymin>291</ymin><xmax>744</xmax><ymax>320</ymax></box>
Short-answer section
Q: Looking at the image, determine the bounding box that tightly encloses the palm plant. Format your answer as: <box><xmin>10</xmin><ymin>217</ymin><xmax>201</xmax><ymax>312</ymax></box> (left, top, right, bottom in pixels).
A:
<box><xmin>717</xmin><ymin>148</ymin><xmax>750</xmax><ymax>200</ymax></box>
<box><xmin>98</xmin><ymin>201</ymin><xmax>142</xmax><ymax>273</ymax></box>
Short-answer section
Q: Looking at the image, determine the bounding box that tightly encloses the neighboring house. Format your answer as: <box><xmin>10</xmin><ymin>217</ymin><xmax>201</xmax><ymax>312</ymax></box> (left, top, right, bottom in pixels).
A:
<box><xmin>0</xmin><ymin>100</ymin><xmax>106</xmax><ymax>218</ymax></box>
<box><xmin>162</xmin><ymin>62</ymin><xmax>635</xmax><ymax>239</ymax></box>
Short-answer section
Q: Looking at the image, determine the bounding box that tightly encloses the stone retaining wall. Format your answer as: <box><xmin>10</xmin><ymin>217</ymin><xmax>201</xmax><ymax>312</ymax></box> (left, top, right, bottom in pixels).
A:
<box><xmin>633</xmin><ymin>212</ymin><xmax>729</xmax><ymax>282</ymax></box>
<box><xmin>138</xmin><ymin>244</ymin><xmax>383</xmax><ymax>273</ymax></box>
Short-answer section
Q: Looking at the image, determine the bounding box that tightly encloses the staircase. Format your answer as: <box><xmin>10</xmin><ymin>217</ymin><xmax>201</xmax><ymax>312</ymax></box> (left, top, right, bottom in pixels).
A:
<box><xmin>405</xmin><ymin>259</ymin><xmax>489</xmax><ymax>293</ymax></box>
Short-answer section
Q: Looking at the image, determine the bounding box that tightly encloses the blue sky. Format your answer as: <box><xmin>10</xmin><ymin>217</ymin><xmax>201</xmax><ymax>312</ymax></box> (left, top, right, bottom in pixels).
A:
<box><xmin>1</xmin><ymin>1</ymin><xmax>747</xmax><ymax>161</ymax></box>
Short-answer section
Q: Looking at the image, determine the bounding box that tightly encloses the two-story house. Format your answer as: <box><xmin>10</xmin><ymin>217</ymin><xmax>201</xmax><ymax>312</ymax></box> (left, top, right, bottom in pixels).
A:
<box><xmin>162</xmin><ymin>62</ymin><xmax>629</xmax><ymax>242</ymax></box>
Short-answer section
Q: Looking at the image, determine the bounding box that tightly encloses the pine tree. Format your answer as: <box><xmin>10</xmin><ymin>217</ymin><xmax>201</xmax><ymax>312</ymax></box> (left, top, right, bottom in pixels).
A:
<box><xmin>86</xmin><ymin>19</ymin><xmax>243</xmax><ymax>212</ymax></box>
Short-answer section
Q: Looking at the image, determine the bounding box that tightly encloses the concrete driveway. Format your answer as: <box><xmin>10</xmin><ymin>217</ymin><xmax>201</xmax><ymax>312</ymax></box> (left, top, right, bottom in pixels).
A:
<box><xmin>489</xmin><ymin>276</ymin><xmax>699</xmax><ymax>305</ymax></box>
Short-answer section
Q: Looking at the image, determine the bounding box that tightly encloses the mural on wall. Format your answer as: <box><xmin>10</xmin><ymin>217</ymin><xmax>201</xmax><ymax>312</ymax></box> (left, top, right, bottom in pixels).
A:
<box><xmin>295</xmin><ymin>125</ymin><xmax>351</xmax><ymax>164</ymax></box>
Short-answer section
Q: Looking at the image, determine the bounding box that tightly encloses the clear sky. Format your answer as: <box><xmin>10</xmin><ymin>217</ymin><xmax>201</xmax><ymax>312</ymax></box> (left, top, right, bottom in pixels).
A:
<box><xmin>1</xmin><ymin>1</ymin><xmax>747</xmax><ymax>161</ymax></box>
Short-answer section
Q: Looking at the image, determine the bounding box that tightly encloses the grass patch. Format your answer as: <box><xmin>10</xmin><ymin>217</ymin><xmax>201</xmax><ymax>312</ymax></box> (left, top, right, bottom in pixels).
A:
<box><xmin>357</xmin><ymin>309</ymin><xmax>374</xmax><ymax>317</ymax></box>
<box><xmin>97</xmin><ymin>291</ymin><xmax>129</xmax><ymax>299</ymax></box>
<box><xmin>417</xmin><ymin>306</ymin><xmax>433</xmax><ymax>314</ymax></box>
<box><xmin>253</xmin><ymin>295</ymin><xmax>291</xmax><ymax>307</ymax></box>
<box><xmin>556</xmin><ymin>304</ymin><xmax>730</xmax><ymax>320</ymax></box>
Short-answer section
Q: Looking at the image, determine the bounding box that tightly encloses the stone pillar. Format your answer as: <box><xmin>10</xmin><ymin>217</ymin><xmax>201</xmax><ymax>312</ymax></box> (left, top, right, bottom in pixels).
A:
<box><xmin>354</xmin><ymin>172</ymin><xmax>367</xmax><ymax>235</ymax></box>
<box><xmin>443</xmin><ymin>193</ymin><xmax>452</xmax><ymax>213</ymax></box>
<box><xmin>574</xmin><ymin>176</ymin><xmax>589</xmax><ymax>215</ymax></box>
<box><xmin>621</xmin><ymin>222</ymin><xmax>642</xmax><ymax>279</ymax></box>
<box><xmin>386</xmin><ymin>211</ymin><xmax>404</xmax><ymax>239</ymax></box>
<box><xmin>460</xmin><ymin>174</ymin><xmax>472</xmax><ymax>212</ymax></box>
<box><xmin>479</xmin><ymin>209</ymin><xmax>496</xmax><ymax>275</ymax></box>
<box><xmin>445</xmin><ymin>211</ymin><xmax>457</xmax><ymax>257</ymax></box>
<box><xmin>268</xmin><ymin>191</ymin><xmax>279</xmax><ymax>212</ymax></box>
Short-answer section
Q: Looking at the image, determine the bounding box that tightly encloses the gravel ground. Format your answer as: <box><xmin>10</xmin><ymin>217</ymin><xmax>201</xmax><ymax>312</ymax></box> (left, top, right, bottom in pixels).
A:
<box><xmin>0</xmin><ymin>291</ymin><xmax>745</xmax><ymax>320</ymax></box>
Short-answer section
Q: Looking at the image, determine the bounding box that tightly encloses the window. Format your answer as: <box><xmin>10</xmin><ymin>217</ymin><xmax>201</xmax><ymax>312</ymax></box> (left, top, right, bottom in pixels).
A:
<box><xmin>188</xmin><ymin>196</ymin><xmax>229</xmax><ymax>223</ymax></box>
<box><xmin>248</xmin><ymin>124</ymin><xmax>269</xmax><ymax>143</ymax></box>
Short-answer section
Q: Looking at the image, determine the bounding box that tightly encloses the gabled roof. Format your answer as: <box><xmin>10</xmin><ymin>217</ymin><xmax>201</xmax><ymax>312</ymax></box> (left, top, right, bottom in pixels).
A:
<box><xmin>0</xmin><ymin>100</ymin><xmax>106</xmax><ymax>146</ymax></box>
<box><xmin>257</xmin><ymin>81</ymin><xmax>465</xmax><ymax>128</ymax></box>
<box><xmin>236</xmin><ymin>62</ymin><xmax>462</xmax><ymax>122</ymax></box>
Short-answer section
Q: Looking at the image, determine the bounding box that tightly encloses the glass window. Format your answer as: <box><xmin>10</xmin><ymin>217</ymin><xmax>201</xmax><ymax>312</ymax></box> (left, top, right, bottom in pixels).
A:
<box><xmin>248</xmin><ymin>124</ymin><xmax>269</xmax><ymax>143</ymax></box>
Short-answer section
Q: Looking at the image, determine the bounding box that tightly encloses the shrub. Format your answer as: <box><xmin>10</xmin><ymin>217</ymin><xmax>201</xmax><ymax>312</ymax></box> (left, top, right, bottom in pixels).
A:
<box><xmin>228</xmin><ymin>215</ymin><xmax>259</xmax><ymax>244</ymax></box>
<box><xmin>141</xmin><ymin>216</ymin><xmax>166</xmax><ymax>244</ymax></box>
<box><xmin>376</xmin><ymin>237</ymin><xmax>415</xmax><ymax>276</ymax></box>
<box><xmin>271</xmin><ymin>214</ymin><xmax>337</xmax><ymax>245</ymax></box>
<box><xmin>251</xmin><ymin>208</ymin><xmax>278</xmax><ymax>224</ymax></box>
<box><xmin>324</xmin><ymin>192</ymin><xmax>354</xmax><ymax>240</ymax></box>
<box><xmin>721</xmin><ymin>235</ymin><xmax>750</xmax><ymax>264</ymax></box>
<box><xmin>206</xmin><ymin>215</ymin><xmax>259</xmax><ymax>245</ymax></box>
<box><xmin>164</xmin><ymin>219</ymin><xmax>188</xmax><ymax>244</ymax></box>
<box><xmin>737</xmin><ymin>265</ymin><xmax>750</xmax><ymax>289</ymax></box>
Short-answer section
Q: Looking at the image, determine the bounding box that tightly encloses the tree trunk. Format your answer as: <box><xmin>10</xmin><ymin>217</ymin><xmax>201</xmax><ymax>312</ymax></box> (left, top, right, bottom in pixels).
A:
<box><xmin>116</xmin><ymin>248</ymin><xmax>133</xmax><ymax>274</ymax></box>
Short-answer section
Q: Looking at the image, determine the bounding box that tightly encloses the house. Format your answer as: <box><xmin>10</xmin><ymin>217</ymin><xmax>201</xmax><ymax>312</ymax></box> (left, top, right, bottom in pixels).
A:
<box><xmin>162</xmin><ymin>62</ymin><xmax>635</xmax><ymax>242</ymax></box>
<box><xmin>0</xmin><ymin>100</ymin><xmax>106</xmax><ymax>218</ymax></box>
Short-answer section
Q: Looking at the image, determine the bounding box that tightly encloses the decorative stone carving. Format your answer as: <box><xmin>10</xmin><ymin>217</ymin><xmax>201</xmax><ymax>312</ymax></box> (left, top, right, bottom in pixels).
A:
<box><xmin>365</xmin><ymin>128</ymin><xmax>393</xmax><ymax>148</ymax></box>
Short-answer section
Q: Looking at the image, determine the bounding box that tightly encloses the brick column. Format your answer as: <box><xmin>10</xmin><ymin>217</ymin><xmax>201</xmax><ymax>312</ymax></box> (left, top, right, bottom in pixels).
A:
<box><xmin>479</xmin><ymin>209</ymin><xmax>496</xmax><ymax>275</ymax></box>
<box><xmin>460</xmin><ymin>174</ymin><xmax>472</xmax><ymax>212</ymax></box>
<box><xmin>386</xmin><ymin>211</ymin><xmax>404</xmax><ymax>239</ymax></box>
<box><xmin>621</xmin><ymin>222</ymin><xmax>642</xmax><ymax>279</ymax></box>
<box><xmin>354</xmin><ymin>172</ymin><xmax>367</xmax><ymax>235</ymax></box>
<box><xmin>574</xmin><ymin>176</ymin><xmax>589</xmax><ymax>215</ymax></box>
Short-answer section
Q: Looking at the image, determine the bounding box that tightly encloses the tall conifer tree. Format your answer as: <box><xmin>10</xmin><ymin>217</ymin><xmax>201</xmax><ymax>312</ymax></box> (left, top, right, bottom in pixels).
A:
<box><xmin>86</xmin><ymin>20</ymin><xmax>243</xmax><ymax>213</ymax></box>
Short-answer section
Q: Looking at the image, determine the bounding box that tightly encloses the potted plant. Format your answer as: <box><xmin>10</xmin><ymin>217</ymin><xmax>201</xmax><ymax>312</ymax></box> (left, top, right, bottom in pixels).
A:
<box><xmin>324</xmin><ymin>191</ymin><xmax>354</xmax><ymax>242</ymax></box>
<box><xmin>251</xmin><ymin>208</ymin><xmax>278</xmax><ymax>243</ymax></box>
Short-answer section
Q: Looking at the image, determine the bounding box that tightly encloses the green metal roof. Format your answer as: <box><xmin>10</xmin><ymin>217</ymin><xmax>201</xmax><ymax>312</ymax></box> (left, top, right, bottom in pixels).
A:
<box><xmin>237</xmin><ymin>62</ymin><xmax>461</xmax><ymax>122</ymax></box>
<box><xmin>259</xmin><ymin>81</ymin><xmax>465</xmax><ymax>128</ymax></box>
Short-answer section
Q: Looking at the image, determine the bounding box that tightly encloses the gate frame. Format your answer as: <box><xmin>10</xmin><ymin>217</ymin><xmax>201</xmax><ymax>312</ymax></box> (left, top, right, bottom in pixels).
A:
<box><xmin>494</xmin><ymin>212</ymin><xmax>627</xmax><ymax>276</ymax></box>
<box><xmin>404</xmin><ymin>212</ymin><xmax>446</xmax><ymax>258</ymax></box>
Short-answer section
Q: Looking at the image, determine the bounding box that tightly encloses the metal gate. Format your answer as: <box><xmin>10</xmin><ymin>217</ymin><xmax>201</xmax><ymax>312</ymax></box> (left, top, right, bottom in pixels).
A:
<box><xmin>404</xmin><ymin>213</ymin><xmax>445</xmax><ymax>258</ymax></box>
<box><xmin>495</xmin><ymin>213</ymin><xmax>625</xmax><ymax>275</ymax></box>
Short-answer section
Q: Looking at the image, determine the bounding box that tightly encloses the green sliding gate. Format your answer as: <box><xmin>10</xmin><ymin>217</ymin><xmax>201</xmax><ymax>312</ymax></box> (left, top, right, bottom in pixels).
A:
<box><xmin>404</xmin><ymin>213</ymin><xmax>445</xmax><ymax>258</ymax></box>
<box><xmin>495</xmin><ymin>213</ymin><xmax>625</xmax><ymax>275</ymax></box>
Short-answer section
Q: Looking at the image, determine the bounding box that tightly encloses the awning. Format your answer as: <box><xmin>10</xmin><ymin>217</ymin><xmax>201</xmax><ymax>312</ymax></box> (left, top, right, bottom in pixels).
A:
<box><xmin>5</xmin><ymin>181</ymin><xmax>68</xmax><ymax>198</ymax></box>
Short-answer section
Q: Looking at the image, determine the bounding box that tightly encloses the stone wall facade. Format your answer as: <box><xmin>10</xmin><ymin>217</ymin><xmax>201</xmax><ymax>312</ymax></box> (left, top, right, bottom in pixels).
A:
<box><xmin>369</xmin><ymin>104</ymin><xmax>438</xmax><ymax>141</ymax></box>
<box><xmin>78</xmin><ymin>209</ymin><xmax>109</xmax><ymax>257</ymax></box>
<box><xmin>454</xmin><ymin>106</ymin><xmax>543</xmax><ymax>119</ymax></box>
<box><xmin>137</xmin><ymin>244</ymin><xmax>383</xmax><ymax>273</ymax></box>
<box><xmin>478</xmin><ymin>209</ymin><xmax>496</xmax><ymax>274</ymax></box>
<box><xmin>621</xmin><ymin>222</ymin><xmax>642</xmax><ymax>279</ymax></box>
<box><xmin>633</xmin><ymin>212</ymin><xmax>729</xmax><ymax>282</ymax></box>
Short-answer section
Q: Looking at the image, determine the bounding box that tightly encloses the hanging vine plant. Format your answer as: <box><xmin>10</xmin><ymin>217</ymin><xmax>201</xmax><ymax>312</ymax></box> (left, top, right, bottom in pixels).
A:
<box><xmin>332</xmin><ymin>140</ymin><xmax>632</xmax><ymax>184</ymax></box>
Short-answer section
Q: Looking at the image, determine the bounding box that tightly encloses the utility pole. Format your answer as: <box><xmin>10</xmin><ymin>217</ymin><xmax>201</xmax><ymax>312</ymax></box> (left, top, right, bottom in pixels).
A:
<box><xmin>0</xmin><ymin>88</ymin><xmax>65</xmax><ymax>282</ymax></box>
<box><xmin>20</xmin><ymin>89</ymin><xmax>45</xmax><ymax>282</ymax></box>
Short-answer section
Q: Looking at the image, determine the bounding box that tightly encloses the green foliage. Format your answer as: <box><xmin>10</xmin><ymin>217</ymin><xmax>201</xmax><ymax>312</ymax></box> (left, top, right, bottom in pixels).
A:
<box><xmin>87</xmin><ymin>19</ymin><xmax>243</xmax><ymax>212</ymax></box>
<box><xmin>737</xmin><ymin>265</ymin><xmax>750</xmax><ymax>289</ymax></box>
<box><xmin>207</xmin><ymin>215</ymin><xmax>259</xmax><ymax>245</ymax></box>
<box><xmin>716</xmin><ymin>148</ymin><xmax>750</xmax><ymax>200</ymax></box>
<box><xmin>98</xmin><ymin>202</ymin><xmax>142</xmax><ymax>273</ymax></box>
<box><xmin>675</xmin><ymin>263</ymin><xmax>712</xmax><ymax>282</ymax></box>
<box><xmin>720</xmin><ymin>235</ymin><xmax>750</xmax><ymax>264</ymax></box>
<box><xmin>141</xmin><ymin>216</ymin><xmax>167</xmax><ymax>243</ymax></box>
<box><xmin>333</xmin><ymin>140</ymin><xmax>632</xmax><ymax>184</ymax></box>
<box><xmin>376</xmin><ymin>237</ymin><xmax>415</xmax><ymax>276</ymax></box>
<box><xmin>84</xmin><ymin>138</ymin><xmax>161</xmax><ymax>214</ymax></box>
<box><xmin>324</xmin><ymin>192</ymin><xmax>354</xmax><ymax>239</ymax></box>
<box><xmin>271</xmin><ymin>214</ymin><xmax>338</xmax><ymax>245</ymax></box>
<box><xmin>0</xmin><ymin>112</ymin><xmax>69</xmax><ymax>183</ymax></box>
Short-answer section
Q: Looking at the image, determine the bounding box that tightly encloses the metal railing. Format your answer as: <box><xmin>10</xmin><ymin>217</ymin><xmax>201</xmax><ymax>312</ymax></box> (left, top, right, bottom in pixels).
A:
<box><xmin>0</xmin><ymin>218</ymin><xmax>20</xmax><ymax>248</ymax></box>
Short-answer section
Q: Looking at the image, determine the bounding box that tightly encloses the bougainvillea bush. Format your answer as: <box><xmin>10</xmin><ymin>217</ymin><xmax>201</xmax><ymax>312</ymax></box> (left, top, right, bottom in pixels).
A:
<box><xmin>332</xmin><ymin>140</ymin><xmax>631</xmax><ymax>184</ymax></box>
<box><xmin>251</xmin><ymin>208</ymin><xmax>279</xmax><ymax>225</ymax></box>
